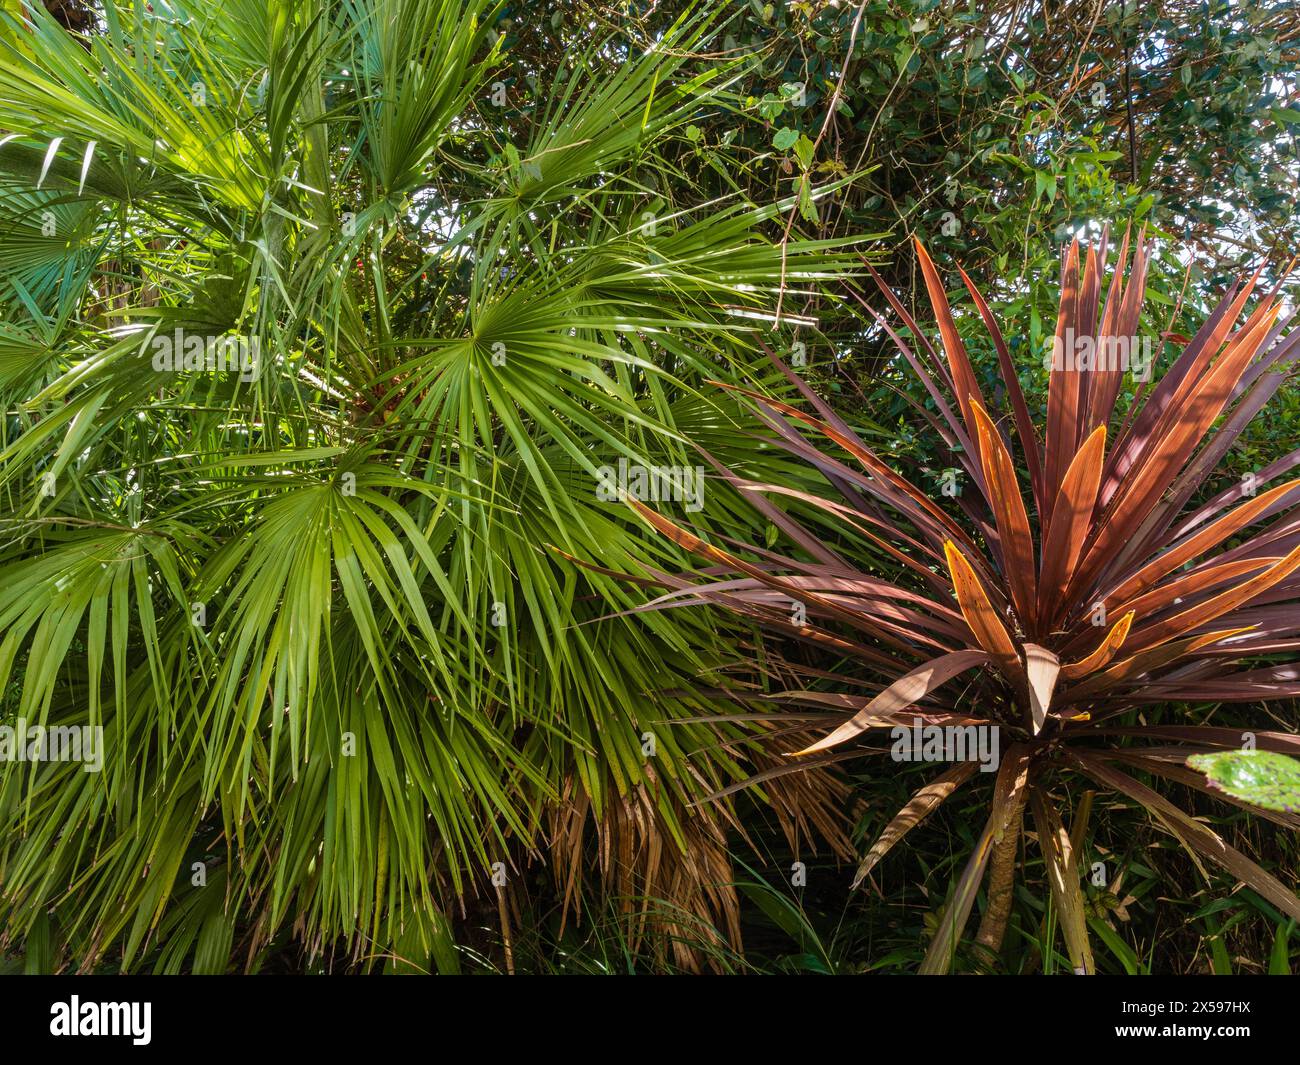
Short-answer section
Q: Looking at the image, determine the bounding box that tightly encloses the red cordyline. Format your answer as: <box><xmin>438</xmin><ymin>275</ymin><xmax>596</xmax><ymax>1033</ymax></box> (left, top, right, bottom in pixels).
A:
<box><xmin>627</xmin><ymin>232</ymin><xmax>1300</xmax><ymax>972</ymax></box>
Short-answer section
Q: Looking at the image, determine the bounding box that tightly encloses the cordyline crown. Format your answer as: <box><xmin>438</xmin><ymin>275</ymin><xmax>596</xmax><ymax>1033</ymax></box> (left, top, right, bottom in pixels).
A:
<box><xmin>628</xmin><ymin>231</ymin><xmax>1300</xmax><ymax>971</ymax></box>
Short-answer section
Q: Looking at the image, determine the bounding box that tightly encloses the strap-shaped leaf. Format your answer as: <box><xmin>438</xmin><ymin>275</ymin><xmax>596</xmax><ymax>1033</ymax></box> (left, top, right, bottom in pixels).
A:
<box><xmin>1102</xmin><ymin>476</ymin><xmax>1300</xmax><ymax>607</ymax></box>
<box><xmin>971</xmin><ymin>400</ymin><xmax>1038</xmax><ymax>629</ymax></box>
<box><xmin>915</xmin><ymin>238</ymin><xmax>986</xmax><ymax>449</ymax></box>
<box><xmin>1064</xmin><ymin>625</ymin><xmax>1254</xmax><ymax>700</ymax></box>
<box><xmin>794</xmin><ymin>649</ymin><xmax>993</xmax><ymax>755</ymax></box>
<box><xmin>1060</xmin><ymin>610</ymin><xmax>1134</xmax><ymax>681</ymax></box>
<box><xmin>1108</xmin><ymin>556</ymin><xmax>1273</xmax><ymax>621</ymax></box>
<box><xmin>1023</xmin><ymin>643</ymin><xmax>1060</xmax><ymax>734</ymax></box>
<box><xmin>1029</xmin><ymin>791</ymin><xmax>1095</xmax><ymax>974</ymax></box>
<box><xmin>1044</xmin><ymin>240</ymin><xmax>1082</xmax><ymax>505</ymax></box>
<box><xmin>943</xmin><ymin>541</ymin><xmax>1019</xmax><ymax>671</ymax></box>
<box><xmin>1037</xmin><ymin>424</ymin><xmax>1106</xmax><ymax>625</ymax></box>
<box><xmin>958</xmin><ymin>266</ymin><xmax>1045</xmax><ymax>508</ymax></box>
<box><xmin>853</xmin><ymin>763</ymin><xmax>978</xmax><ymax>888</ymax></box>
<box><xmin>1075</xmin><ymin>302</ymin><xmax>1283</xmax><ymax>598</ymax></box>
<box><xmin>1126</xmin><ymin>541</ymin><xmax>1300</xmax><ymax>652</ymax></box>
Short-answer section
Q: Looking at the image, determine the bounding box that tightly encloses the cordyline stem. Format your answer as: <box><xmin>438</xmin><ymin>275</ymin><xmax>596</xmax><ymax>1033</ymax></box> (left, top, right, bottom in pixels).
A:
<box><xmin>973</xmin><ymin>789</ymin><xmax>1027</xmax><ymax>969</ymax></box>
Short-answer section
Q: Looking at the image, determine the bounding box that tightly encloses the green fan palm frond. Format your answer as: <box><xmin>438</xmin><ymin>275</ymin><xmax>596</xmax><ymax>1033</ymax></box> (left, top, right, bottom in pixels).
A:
<box><xmin>0</xmin><ymin>0</ymin><xmax>871</xmax><ymax>972</ymax></box>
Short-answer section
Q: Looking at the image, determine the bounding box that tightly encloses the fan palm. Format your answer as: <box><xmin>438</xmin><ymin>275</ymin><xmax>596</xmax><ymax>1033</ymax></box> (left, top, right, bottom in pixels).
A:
<box><xmin>0</xmin><ymin>0</ymin><xmax>864</xmax><ymax>971</ymax></box>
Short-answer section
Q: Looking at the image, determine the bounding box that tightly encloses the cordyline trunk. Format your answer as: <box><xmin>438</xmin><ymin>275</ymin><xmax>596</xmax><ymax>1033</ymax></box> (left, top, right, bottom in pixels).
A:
<box><xmin>973</xmin><ymin>789</ymin><xmax>1027</xmax><ymax>969</ymax></box>
<box><xmin>973</xmin><ymin>695</ymin><xmax>1036</xmax><ymax>968</ymax></box>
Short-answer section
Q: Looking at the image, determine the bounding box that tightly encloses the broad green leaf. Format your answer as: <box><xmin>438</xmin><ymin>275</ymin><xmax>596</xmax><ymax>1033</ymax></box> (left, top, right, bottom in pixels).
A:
<box><xmin>1187</xmin><ymin>751</ymin><xmax>1300</xmax><ymax>814</ymax></box>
